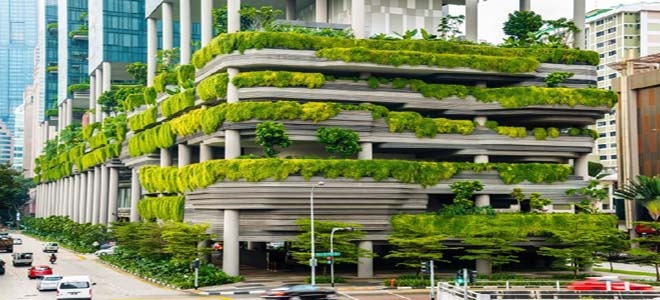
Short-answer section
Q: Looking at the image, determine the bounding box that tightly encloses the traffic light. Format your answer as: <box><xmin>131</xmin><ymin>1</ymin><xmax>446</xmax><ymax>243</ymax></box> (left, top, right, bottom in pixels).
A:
<box><xmin>420</xmin><ymin>261</ymin><xmax>429</xmax><ymax>274</ymax></box>
<box><xmin>455</xmin><ymin>269</ymin><xmax>465</xmax><ymax>285</ymax></box>
<box><xmin>468</xmin><ymin>270</ymin><xmax>477</xmax><ymax>283</ymax></box>
<box><xmin>326</xmin><ymin>256</ymin><xmax>333</xmax><ymax>265</ymax></box>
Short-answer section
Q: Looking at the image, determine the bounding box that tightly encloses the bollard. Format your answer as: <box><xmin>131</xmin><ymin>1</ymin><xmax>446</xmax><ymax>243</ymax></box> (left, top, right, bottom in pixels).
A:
<box><xmin>390</xmin><ymin>278</ymin><xmax>396</xmax><ymax>288</ymax></box>
<box><xmin>556</xmin><ymin>281</ymin><xmax>560</xmax><ymax>291</ymax></box>
<box><xmin>506</xmin><ymin>281</ymin><xmax>510</xmax><ymax>290</ymax></box>
<box><xmin>605</xmin><ymin>280</ymin><xmax>611</xmax><ymax>291</ymax></box>
<box><xmin>624</xmin><ymin>281</ymin><xmax>630</xmax><ymax>291</ymax></box>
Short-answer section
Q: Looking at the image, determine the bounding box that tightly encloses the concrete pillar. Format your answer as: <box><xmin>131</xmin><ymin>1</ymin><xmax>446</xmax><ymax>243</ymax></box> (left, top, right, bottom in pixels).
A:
<box><xmin>68</xmin><ymin>177</ymin><xmax>75</xmax><ymax>217</ymax></box>
<box><xmin>201</xmin><ymin>0</ymin><xmax>213</xmax><ymax>46</ymax></box>
<box><xmin>95</xmin><ymin>69</ymin><xmax>103</xmax><ymax>122</ymax></box>
<box><xmin>465</xmin><ymin>0</ymin><xmax>478</xmax><ymax>42</ymax></box>
<box><xmin>573</xmin><ymin>0</ymin><xmax>585</xmax><ymax>49</ymax></box>
<box><xmin>72</xmin><ymin>175</ymin><xmax>80</xmax><ymax>222</ymax></box>
<box><xmin>200</xmin><ymin>144</ymin><xmax>213</xmax><ymax>162</ymax></box>
<box><xmin>519</xmin><ymin>0</ymin><xmax>530</xmax><ymax>11</ymax></box>
<box><xmin>162</xmin><ymin>2</ymin><xmax>174</xmax><ymax>50</ymax></box>
<box><xmin>178</xmin><ymin>144</ymin><xmax>191</xmax><ymax>167</ymax></box>
<box><xmin>226</xmin><ymin>68</ymin><xmax>241</xmax><ymax>159</ymax></box>
<box><xmin>351</xmin><ymin>0</ymin><xmax>365</xmax><ymax>39</ymax></box>
<box><xmin>227</xmin><ymin>68</ymin><xmax>239</xmax><ymax>103</ymax></box>
<box><xmin>66</xmin><ymin>99</ymin><xmax>73</xmax><ymax>126</ymax></box>
<box><xmin>130</xmin><ymin>167</ymin><xmax>141</xmax><ymax>222</ymax></box>
<box><xmin>476</xmin><ymin>259</ymin><xmax>492</xmax><ymax>276</ymax></box>
<box><xmin>92</xmin><ymin>166</ymin><xmax>102</xmax><ymax>224</ymax></box>
<box><xmin>161</xmin><ymin>148</ymin><xmax>172</xmax><ymax>167</ymax></box>
<box><xmin>474</xmin><ymin>154</ymin><xmax>489</xmax><ymax>164</ymax></box>
<box><xmin>108</xmin><ymin>167</ymin><xmax>119</xmax><ymax>223</ymax></box>
<box><xmin>358</xmin><ymin>241</ymin><xmax>373</xmax><ymax>278</ymax></box>
<box><xmin>474</xmin><ymin>116</ymin><xmax>487</xmax><ymax>127</ymax></box>
<box><xmin>180</xmin><ymin>0</ymin><xmax>192</xmax><ymax>64</ymax></box>
<box><xmin>99</xmin><ymin>166</ymin><xmax>109</xmax><ymax>225</ymax></box>
<box><xmin>227</xmin><ymin>0</ymin><xmax>240</xmax><ymax>33</ymax></box>
<box><xmin>147</xmin><ymin>18</ymin><xmax>157</xmax><ymax>86</ymax></box>
<box><xmin>286</xmin><ymin>0</ymin><xmax>297</xmax><ymax>20</ymax></box>
<box><xmin>79</xmin><ymin>173</ymin><xmax>87</xmax><ymax>223</ymax></box>
<box><xmin>475</xmin><ymin>195</ymin><xmax>491</xmax><ymax>207</ymax></box>
<box><xmin>223</xmin><ymin>209</ymin><xmax>240</xmax><ymax>276</ymax></box>
<box><xmin>58</xmin><ymin>180</ymin><xmax>64</xmax><ymax>215</ymax></box>
<box><xmin>358</xmin><ymin>142</ymin><xmax>373</xmax><ymax>160</ymax></box>
<box><xmin>315</xmin><ymin>0</ymin><xmax>327</xmax><ymax>23</ymax></box>
<box><xmin>85</xmin><ymin>170</ymin><xmax>94</xmax><ymax>223</ymax></box>
<box><xmin>89</xmin><ymin>75</ymin><xmax>96</xmax><ymax>121</ymax></box>
<box><xmin>575</xmin><ymin>154</ymin><xmax>589</xmax><ymax>180</ymax></box>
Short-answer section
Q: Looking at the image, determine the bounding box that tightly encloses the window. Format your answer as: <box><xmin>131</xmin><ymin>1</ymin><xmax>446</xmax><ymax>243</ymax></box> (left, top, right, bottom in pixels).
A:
<box><xmin>608</xmin><ymin>28</ymin><xmax>617</xmax><ymax>33</ymax></box>
<box><xmin>599</xmin><ymin>133</ymin><xmax>607</xmax><ymax>137</ymax></box>
<box><xmin>610</xmin><ymin>143</ymin><xmax>617</xmax><ymax>148</ymax></box>
<box><xmin>598</xmin><ymin>144</ymin><xmax>607</xmax><ymax>149</ymax></box>
<box><xmin>596</xmin><ymin>20</ymin><xmax>604</xmax><ymax>25</ymax></box>
<box><xmin>608</xmin><ymin>39</ymin><xmax>616</xmax><ymax>45</ymax></box>
<box><xmin>609</xmin><ymin>120</ymin><xmax>615</xmax><ymax>125</ymax></box>
<box><xmin>610</xmin><ymin>131</ymin><xmax>616</xmax><ymax>136</ymax></box>
<box><xmin>608</xmin><ymin>73</ymin><xmax>617</xmax><ymax>79</ymax></box>
<box><xmin>609</xmin><ymin>50</ymin><xmax>617</xmax><ymax>56</ymax></box>
<box><xmin>597</xmin><ymin>121</ymin><xmax>607</xmax><ymax>126</ymax></box>
<box><xmin>611</xmin><ymin>155</ymin><xmax>617</xmax><ymax>159</ymax></box>
<box><xmin>597</xmin><ymin>76</ymin><xmax>605</xmax><ymax>81</ymax></box>
<box><xmin>597</xmin><ymin>42</ymin><xmax>604</xmax><ymax>48</ymax></box>
<box><xmin>597</xmin><ymin>31</ymin><xmax>605</xmax><ymax>37</ymax></box>
<box><xmin>600</xmin><ymin>155</ymin><xmax>607</xmax><ymax>160</ymax></box>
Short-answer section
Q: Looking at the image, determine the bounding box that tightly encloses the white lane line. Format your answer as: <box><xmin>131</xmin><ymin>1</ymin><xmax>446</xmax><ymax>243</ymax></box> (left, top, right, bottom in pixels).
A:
<box><xmin>339</xmin><ymin>291</ymin><xmax>361</xmax><ymax>300</ymax></box>
<box><xmin>385</xmin><ymin>290</ymin><xmax>413</xmax><ymax>300</ymax></box>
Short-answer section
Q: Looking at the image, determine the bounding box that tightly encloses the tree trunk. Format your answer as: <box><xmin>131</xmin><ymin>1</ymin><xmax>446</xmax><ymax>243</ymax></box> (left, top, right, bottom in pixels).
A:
<box><xmin>609</xmin><ymin>261</ymin><xmax>613</xmax><ymax>272</ymax></box>
<box><xmin>655</xmin><ymin>263</ymin><xmax>659</xmax><ymax>282</ymax></box>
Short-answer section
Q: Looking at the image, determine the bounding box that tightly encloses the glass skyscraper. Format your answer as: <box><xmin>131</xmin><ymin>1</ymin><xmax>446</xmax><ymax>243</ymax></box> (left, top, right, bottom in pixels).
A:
<box><xmin>44</xmin><ymin>0</ymin><xmax>58</xmax><ymax>117</ymax></box>
<box><xmin>0</xmin><ymin>0</ymin><xmax>38</xmax><ymax>134</ymax></box>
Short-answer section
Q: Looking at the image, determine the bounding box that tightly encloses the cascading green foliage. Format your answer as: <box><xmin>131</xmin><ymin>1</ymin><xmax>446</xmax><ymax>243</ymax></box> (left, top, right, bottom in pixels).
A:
<box><xmin>170</xmin><ymin>108</ymin><xmax>203</xmax><ymax>137</ymax></box>
<box><xmin>123</xmin><ymin>93</ymin><xmax>146</xmax><ymax>111</ymax></box>
<box><xmin>67</xmin><ymin>83</ymin><xmax>90</xmax><ymax>93</ymax></box>
<box><xmin>255</xmin><ymin>121</ymin><xmax>291</xmax><ymax>157</ymax></box>
<box><xmin>139</xmin><ymin>159</ymin><xmax>573</xmax><ymax>194</ymax></box>
<box><xmin>316</xmin><ymin>127</ymin><xmax>362</xmax><ymax>158</ymax></box>
<box><xmin>176</xmin><ymin>64</ymin><xmax>195</xmax><ymax>88</ymax></box>
<box><xmin>485</xmin><ymin>120</ymin><xmax>590</xmax><ymax>140</ymax></box>
<box><xmin>128</xmin><ymin>123</ymin><xmax>175</xmax><ymax>157</ymax></box>
<box><xmin>153</xmin><ymin>71</ymin><xmax>178</xmax><ymax>93</ymax></box>
<box><xmin>386</xmin><ymin>111</ymin><xmax>475</xmax><ymax>137</ymax></box>
<box><xmin>82</xmin><ymin>122</ymin><xmax>101</xmax><ymax>140</ymax></box>
<box><xmin>88</xmin><ymin>131</ymin><xmax>107</xmax><ymax>149</ymax></box>
<box><xmin>128</xmin><ymin>106</ymin><xmax>158</xmax><ymax>132</ymax></box>
<box><xmin>137</xmin><ymin>196</ymin><xmax>185</xmax><ymax>222</ymax></box>
<box><xmin>191</xmin><ymin>32</ymin><xmax>599</xmax><ymax>69</ymax></box>
<box><xmin>144</xmin><ymin>87</ymin><xmax>157</xmax><ymax>105</ymax></box>
<box><xmin>317</xmin><ymin>47</ymin><xmax>540</xmax><ymax>73</ymax></box>
<box><xmin>232</xmin><ymin>71</ymin><xmax>325</xmax><ymax>88</ymax></box>
<box><xmin>197</xmin><ymin>72</ymin><xmax>229</xmax><ymax>101</ymax></box>
<box><xmin>161</xmin><ymin>88</ymin><xmax>195</xmax><ymax>118</ymax></box>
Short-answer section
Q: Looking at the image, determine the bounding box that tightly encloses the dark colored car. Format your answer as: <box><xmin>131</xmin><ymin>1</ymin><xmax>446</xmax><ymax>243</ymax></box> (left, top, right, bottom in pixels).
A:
<box><xmin>28</xmin><ymin>265</ymin><xmax>53</xmax><ymax>279</ymax></box>
<box><xmin>262</xmin><ymin>284</ymin><xmax>336</xmax><ymax>300</ymax></box>
<box><xmin>567</xmin><ymin>276</ymin><xmax>653</xmax><ymax>291</ymax></box>
<box><xmin>0</xmin><ymin>258</ymin><xmax>5</xmax><ymax>275</ymax></box>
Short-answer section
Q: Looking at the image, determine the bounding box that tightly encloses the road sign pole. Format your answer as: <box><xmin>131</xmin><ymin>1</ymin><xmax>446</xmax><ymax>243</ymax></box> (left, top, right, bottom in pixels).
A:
<box><xmin>463</xmin><ymin>268</ymin><xmax>468</xmax><ymax>300</ymax></box>
<box><xmin>429</xmin><ymin>260</ymin><xmax>435</xmax><ymax>300</ymax></box>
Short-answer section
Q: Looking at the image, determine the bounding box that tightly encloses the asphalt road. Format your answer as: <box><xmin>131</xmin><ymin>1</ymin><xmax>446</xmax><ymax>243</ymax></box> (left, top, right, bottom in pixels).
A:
<box><xmin>0</xmin><ymin>233</ymin><xmax>227</xmax><ymax>300</ymax></box>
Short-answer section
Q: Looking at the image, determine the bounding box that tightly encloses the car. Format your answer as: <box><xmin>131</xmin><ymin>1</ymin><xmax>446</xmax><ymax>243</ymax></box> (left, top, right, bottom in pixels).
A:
<box><xmin>0</xmin><ymin>258</ymin><xmax>5</xmax><ymax>275</ymax></box>
<box><xmin>94</xmin><ymin>245</ymin><xmax>117</xmax><ymax>256</ymax></box>
<box><xmin>12</xmin><ymin>252</ymin><xmax>33</xmax><ymax>266</ymax></box>
<box><xmin>43</xmin><ymin>242</ymin><xmax>59</xmax><ymax>253</ymax></box>
<box><xmin>13</xmin><ymin>238</ymin><xmax>22</xmax><ymax>245</ymax></box>
<box><xmin>37</xmin><ymin>275</ymin><xmax>63</xmax><ymax>291</ymax></box>
<box><xmin>261</xmin><ymin>284</ymin><xmax>337</xmax><ymax>300</ymax></box>
<box><xmin>28</xmin><ymin>265</ymin><xmax>53</xmax><ymax>279</ymax></box>
<box><xmin>567</xmin><ymin>276</ymin><xmax>653</xmax><ymax>291</ymax></box>
<box><xmin>56</xmin><ymin>275</ymin><xmax>94</xmax><ymax>300</ymax></box>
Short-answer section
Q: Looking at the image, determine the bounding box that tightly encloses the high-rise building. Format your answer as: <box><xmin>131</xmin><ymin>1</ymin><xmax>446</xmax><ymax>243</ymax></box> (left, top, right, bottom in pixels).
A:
<box><xmin>44</xmin><ymin>0</ymin><xmax>58</xmax><ymax>119</ymax></box>
<box><xmin>585</xmin><ymin>2</ymin><xmax>660</xmax><ymax>172</ymax></box>
<box><xmin>0</xmin><ymin>120</ymin><xmax>13</xmax><ymax>165</ymax></box>
<box><xmin>0</xmin><ymin>0</ymin><xmax>37</xmax><ymax>153</ymax></box>
<box><xmin>12</xmin><ymin>103</ymin><xmax>25</xmax><ymax>170</ymax></box>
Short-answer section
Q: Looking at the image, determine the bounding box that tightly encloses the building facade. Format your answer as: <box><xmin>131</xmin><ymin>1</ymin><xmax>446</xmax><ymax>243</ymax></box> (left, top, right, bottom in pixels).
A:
<box><xmin>0</xmin><ymin>120</ymin><xmax>13</xmax><ymax>165</ymax></box>
<box><xmin>585</xmin><ymin>2</ymin><xmax>660</xmax><ymax>172</ymax></box>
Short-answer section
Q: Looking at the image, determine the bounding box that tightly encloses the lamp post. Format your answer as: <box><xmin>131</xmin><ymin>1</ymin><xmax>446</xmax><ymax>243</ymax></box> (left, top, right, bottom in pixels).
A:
<box><xmin>330</xmin><ymin>227</ymin><xmax>353</xmax><ymax>288</ymax></box>
<box><xmin>310</xmin><ymin>181</ymin><xmax>324</xmax><ymax>286</ymax></box>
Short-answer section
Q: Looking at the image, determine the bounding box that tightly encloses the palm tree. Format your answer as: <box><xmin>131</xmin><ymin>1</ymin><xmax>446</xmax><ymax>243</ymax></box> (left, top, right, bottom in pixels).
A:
<box><xmin>615</xmin><ymin>175</ymin><xmax>660</xmax><ymax>221</ymax></box>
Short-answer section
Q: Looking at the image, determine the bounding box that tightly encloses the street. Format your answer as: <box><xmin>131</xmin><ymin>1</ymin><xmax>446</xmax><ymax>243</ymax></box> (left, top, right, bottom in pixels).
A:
<box><xmin>0</xmin><ymin>233</ymin><xmax>227</xmax><ymax>300</ymax></box>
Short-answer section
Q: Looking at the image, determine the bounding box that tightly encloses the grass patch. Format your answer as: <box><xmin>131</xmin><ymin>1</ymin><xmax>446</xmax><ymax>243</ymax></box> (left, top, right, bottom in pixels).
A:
<box><xmin>594</xmin><ymin>267</ymin><xmax>656</xmax><ymax>277</ymax></box>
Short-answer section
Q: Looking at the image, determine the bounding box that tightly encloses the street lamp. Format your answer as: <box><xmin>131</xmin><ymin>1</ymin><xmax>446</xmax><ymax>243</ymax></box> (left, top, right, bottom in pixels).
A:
<box><xmin>330</xmin><ymin>227</ymin><xmax>353</xmax><ymax>288</ymax></box>
<box><xmin>309</xmin><ymin>181</ymin><xmax>324</xmax><ymax>286</ymax></box>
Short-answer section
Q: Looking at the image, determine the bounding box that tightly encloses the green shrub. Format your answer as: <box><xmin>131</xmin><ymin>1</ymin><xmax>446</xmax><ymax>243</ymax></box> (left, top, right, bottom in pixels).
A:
<box><xmin>317</xmin><ymin>127</ymin><xmax>362</xmax><ymax>158</ymax></box>
<box><xmin>161</xmin><ymin>88</ymin><xmax>195</xmax><ymax>118</ymax></box>
<box><xmin>255</xmin><ymin>121</ymin><xmax>291</xmax><ymax>157</ymax></box>
<box><xmin>306</xmin><ymin>276</ymin><xmax>346</xmax><ymax>284</ymax></box>
<box><xmin>123</xmin><ymin>93</ymin><xmax>145</xmax><ymax>111</ymax></box>
<box><xmin>128</xmin><ymin>106</ymin><xmax>157</xmax><ymax>132</ymax></box>
<box><xmin>23</xmin><ymin>216</ymin><xmax>110</xmax><ymax>253</ymax></box>
<box><xmin>495</xmin><ymin>126</ymin><xmax>527</xmax><ymax>138</ymax></box>
<box><xmin>153</xmin><ymin>71</ymin><xmax>178</xmax><ymax>93</ymax></box>
<box><xmin>67</xmin><ymin>83</ymin><xmax>90</xmax><ymax>93</ymax></box>
<box><xmin>233</xmin><ymin>71</ymin><xmax>325</xmax><ymax>88</ymax></box>
<box><xmin>547</xmin><ymin>127</ymin><xmax>560</xmax><ymax>138</ymax></box>
<box><xmin>128</xmin><ymin>123</ymin><xmax>175</xmax><ymax>157</ymax></box>
<box><xmin>170</xmin><ymin>108</ymin><xmax>203</xmax><ymax>137</ymax></box>
<box><xmin>545</xmin><ymin>71</ymin><xmax>574</xmax><ymax>87</ymax></box>
<box><xmin>386</xmin><ymin>111</ymin><xmax>475</xmax><ymax>137</ymax></box>
<box><xmin>197</xmin><ymin>72</ymin><xmax>229</xmax><ymax>101</ymax></box>
<box><xmin>144</xmin><ymin>87</ymin><xmax>157</xmax><ymax>105</ymax></box>
<box><xmin>532</xmin><ymin>127</ymin><xmax>548</xmax><ymax>140</ymax></box>
<box><xmin>176</xmin><ymin>64</ymin><xmax>195</xmax><ymax>88</ymax></box>
<box><xmin>137</xmin><ymin>196</ymin><xmax>184</xmax><ymax>222</ymax></box>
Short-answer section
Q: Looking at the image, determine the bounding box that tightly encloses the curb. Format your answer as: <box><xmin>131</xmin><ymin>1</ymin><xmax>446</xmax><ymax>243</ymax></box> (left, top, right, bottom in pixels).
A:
<box><xmin>199</xmin><ymin>289</ymin><xmax>266</xmax><ymax>296</ymax></box>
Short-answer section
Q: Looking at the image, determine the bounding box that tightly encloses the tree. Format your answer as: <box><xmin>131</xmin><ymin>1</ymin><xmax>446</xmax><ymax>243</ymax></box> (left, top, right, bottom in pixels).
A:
<box><xmin>450</xmin><ymin>180</ymin><xmax>483</xmax><ymax>209</ymax></box>
<box><xmin>437</xmin><ymin>15</ymin><xmax>464</xmax><ymax>40</ymax></box>
<box><xmin>212</xmin><ymin>6</ymin><xmax>253</xmax><ymax>34</ymax></box>
<box><xmin>541</xmin><ymin>18</ymin><xmax>579</xmax><ymax>47</ymax></box>
<box><xmin>503</xmin><ymin>11</ymin><xmax>544</xmax><ymax>46</ymax></box>
<box><xmin>255</xmin><ymin>121</ymin><xmax>291</xmax><ymax>157</ymax></box>
<box><xmin>290</xmin><ymin>219</ymin><xmax>372</xmax><ymax>274</ymax></box>
<box><xmin>126</xmin><ymin>62</ymin><xmax>147</xmax><ymax>85</ymax></box>
<box><xmin>529</xmin><ymin>192</ymin><xmax>552</xmax><ymax>212</ymax></box>
<box><xmin>615</xmin><ymin>175</ymin><xmax>660</xmax><ymax>221</ymax></box>
<box><xmin>459</xmin><ymin>227</ymin><xmax>525</xmax><ymax>274</ymax></box>
<box><xmin>598</xmin><ymin>230</ymin><xmax>629</xmax><ymax>272</ymax></box>
<box><xmin>385</xmin><ymin>214</ymin><xmax>456</xmax><ymax>271</ymax></box>
<box><xmin>566</xmin><ymin>180</ymin><xmax>608</xmax><ymax>214</ymax></box>
<box><xmin>161</xmin><ymin>221</ymin><xmax>212</xmax><ymax>264</ymax></box>
<box><xmin>239</xmin><ymin>6</ymin><xmax>282</xmax><ymax>31</ymax></box>
<box><xmin>626</xmin><ymin>221</ymin><xmax>660</xmax><ymax>281</ymax></box>
<box><xmin>316</xmin><ymin>127</ymin><xmax>362</xmax><ymax>158</ymax></box>
<box><xmin>0</xmin><ymin>164</ymin><xmax>34</xmax><ymax>225</ymax></box>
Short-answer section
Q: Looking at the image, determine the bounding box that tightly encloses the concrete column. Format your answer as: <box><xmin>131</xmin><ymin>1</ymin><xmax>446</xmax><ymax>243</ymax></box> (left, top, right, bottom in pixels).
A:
<box><xmin>465</xmin><ymin>0</ymin><xmax>478</xmax><ymax>42</ymax></box>
<box><xmin>315</xmin><ymin>0</ymin><xmax>327</xmax><ymax>23</ymax></box>
<box><xmin>178</xmin><ymin>144</ymin><xmax>191</xmax><ymax>167</ymax></box>
<box><xmin>56</xmin><ymin>180</ymin><xmax>62</xmax><ymax>215</ymax></box>
<box><xmin>130</xmin><ymin>167</ymin><xmax>141</xmax><ymax>222</ymax></box>
<box><xmin>57</xmin><ymin>103</ymin><xmax>62</xmax><ymax>130</ymax></box>
<box><xmin>92</xmin><ymin>166</ymin><xmax>102</xmax><ymax>224</ymax></box>
<box><xmin>573</xmin><ymin>0</ymin><xmax>586</xmax><ymax>49</ymax></box>
<box><xmin>89</xmin><ymin>75</ymin><xmax>96</xmax><ymax>118</ymax></box>
<box><xmin>99</xmin><ymin>166</ymin><xmax>109</xmax><ymax>225</ymax></box>
<box><xmin>162</xmin><ymin>2</ymin><xmax>174</xmax><ymax>50</ymax></box>
<box><xmin>286</xmin><ymin>0</ymin><xmax>297</xmax><ymax>20</ymax></box>
<box><xmin>69</xmin><ymin>177</ymin><xmax>75</xmax><ymax>217</ymax></box>
<box><xmin>72</xmin><ymin>175</ymin><xmax>80</xmax><ymax>222</ymax></box>
<box><xmin>223</xmin><ymin>209</ymin><xmax>240</xmax><ymax>276</ymax></box>
<box><xmin>85</xmin><ymin>170</ymin><xmax>94</xmax><ymax>223</ymax></box>
<box><xmin>474</xmin><ymin>154</ymin><xmax>489</xmax><ymax>164</ymax></box>
<box><xmin>147</xmin><ymin>17</ymin><xmax>157</xmax><ymax>86</ymax></box>
<box><xmin>475</xmin><ymin>195</ymin><xmax>491</xmax><ymax>207</ymax></box>
<box><xmin>351</xmin><ymin>0</ymin><xmax>365</xmax><ymax>39</ymax></box>
<box><xmin>108</xmin><ymin>167</ymin><xmax>119</xmax><ymax>223</ymax></box>
<box><xmin>519</xmin><ymin>0</ymin><xmax>530</xmax><ymax>11</ymax></box>
<box><xmin>357</xmin><ymin>241</ymin><xmax>373</xmax><ymax>278</ymax></box>
<box><xmin>66</xmin><ymin>99</ymin><xmax>73</xmax><ymax>126</ymax></box>
<box><xmin>474</xmin><ymin>116</ymin><xmax>487</xmax><ymax>127</ymax></box>
<box><xmin>358</xmin><ymin>142</ymin><xmax>373</xmax><ymax>160</ymax></box>
<box><xmin>226</xmin><ymin>68</ymin><xmax>241</xmax><ymax>159</ymax></box>
<box><xmin>575</xmin><ymin>154</ymin><xmax>589</xmax><ymax>180</ymax></box>
<box><xmin>201</xmin><ymin>0</ymin><xmax>213</xmax><ymax>46</ymax></box>
<box><xmin>95</xmin><ymin>69</ymin><xmax>103</xmax><ymax>122</ymax></box>
<box><xmin>49</xmin><ymin>183</ymin><xmax>54</xmax><ymax>216</ymax></box>
<box><xmin>227</xmin><ymin>68</ymin><xmax>239</xmax><ymax>103</ymax></box>
<box><xmin>79</xmin><ymin>173</ymin><xmax>87</xmax><ymax>223</ymax></box>
<box><xmin>200</xmin><ymin>144</ymin><xmax>213</xmax><ymax>162</ymax></box>
<box><xmin>161</xmin><ymin>148</ymin><xmax>172</xmax><ymax>167</ymax></box>
<box><xmin>227</xmin><ymin>0</ymin><xmax>240</xmax><ymax>33</ymax></box>
<box><xmin>476</xmin><ymin>259</ymin><xmax>492</xmax><ymax>276</ymax></box>
<box><xmin>180</xmin><ymin>0</ymin><xmax>192</xmax><ymax>64</ymax></box>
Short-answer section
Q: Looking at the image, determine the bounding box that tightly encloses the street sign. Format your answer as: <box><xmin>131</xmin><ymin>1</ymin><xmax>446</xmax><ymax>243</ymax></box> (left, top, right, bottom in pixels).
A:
<box><xmin>309</xmin><ymin>258</ymin><xmax>318</xmax><ymax>267</ymax></box>
<box><xmin>315</xmin><ymin>252</ymin><xmax>341</xmax><ymax>257</ymax></box>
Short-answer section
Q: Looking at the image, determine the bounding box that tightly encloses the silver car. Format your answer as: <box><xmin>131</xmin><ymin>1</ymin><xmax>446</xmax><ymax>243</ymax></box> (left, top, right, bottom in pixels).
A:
<box><xmin>37</xmin><ymin>275</ymin><xmax>63</xmax><ymax>291</ymax></box>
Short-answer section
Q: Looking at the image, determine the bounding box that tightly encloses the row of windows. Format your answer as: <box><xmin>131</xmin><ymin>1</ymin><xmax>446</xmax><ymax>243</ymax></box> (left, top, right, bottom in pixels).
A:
<box><xmin>598</xmin><ymin>132</ymin><xmax>616</xmax><ymax>137</ymax></box>
<box><xmin>597</xmin><ymin>120</ymin><xmax>616</xmax><ymax>126</ymax></box>
<box><xmin>600</xmin><ymin>155</ymin><xmax>617</xmax><ymax>160</ymax></box>
<box><xmin>104</xmin><ymin>0</ymin><xmax>142</xmax><ymax>14</ymax></box>
<box><xmin>598</xmin><ymin>143</ymin><xmax>617</xmax><ymax>149</ymax></box>
<box><xmin>104</xmin><ymin>16</ymin><xmax>143</xmax><ymax>31</ymax></box>
<box><xmin>596</xmin><ymin>39</ymin><xmax>617</xmax><ymax>48</ymax></box>
<box><xmin>596</xmin><ymin>27</ymin><xmax>618</xmax><ymax>36</ymax></box>
<box><xmin>595</xmin><ymin>16</ymin><xmax>616</xmax><ymax>26</ymax></box>
<box><xmin>624</xmin><ymin>24</ymin><xmax>641</xmax><ymax>28</ymax></box>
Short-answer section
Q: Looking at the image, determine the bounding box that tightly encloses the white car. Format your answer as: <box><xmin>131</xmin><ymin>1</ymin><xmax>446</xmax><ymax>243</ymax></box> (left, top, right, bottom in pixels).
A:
<box><xmin>37</xmin><ymin>275</ymin><xmax>63</xmax><ymax>291</ymax></box>
<box><xmin>94</xmin><ymin>246</ymin><xmax>117</xmax><ymax>256</ymax></box>
<box><xmin>43</xmin><ymin>242</ymin><xmax>59</xmax><ymax>253</ymax></box>
<box><xmin>13</xmin><ymin>238</ymin><xmax>22</xmax><ymax>245</ymax></box>
<box><xmin>56</xmin><ymin>275</ymin><xmax>94</xmax><ymax>300</ymax></box>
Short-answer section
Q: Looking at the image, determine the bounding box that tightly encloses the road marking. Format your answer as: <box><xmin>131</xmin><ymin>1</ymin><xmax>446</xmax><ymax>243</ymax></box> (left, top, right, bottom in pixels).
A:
<box><xmin>385</xmin><ymin>290</ymin><xmax>413</xmax><ymax>300</ymax></box>
<box><xmin>338</xmin><ymin>291</ymin><xmax>361</xmax><ymax>300</ymax></box>
<box><xmin>75</xmin><ymin>254</ymin><xmax>87</xmax><ymax>260</ymax></box>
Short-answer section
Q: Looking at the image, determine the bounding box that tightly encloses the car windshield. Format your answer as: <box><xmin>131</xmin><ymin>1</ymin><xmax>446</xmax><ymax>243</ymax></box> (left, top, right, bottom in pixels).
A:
<box><xmin>61</xmin><ymin>282</ymin><xmax>89</xmax><ymax>289</ymax></box>
<box><xmin>44</xmin><ymin>276</ymin><xmax>62</xmax><ymax>281</ymax></box>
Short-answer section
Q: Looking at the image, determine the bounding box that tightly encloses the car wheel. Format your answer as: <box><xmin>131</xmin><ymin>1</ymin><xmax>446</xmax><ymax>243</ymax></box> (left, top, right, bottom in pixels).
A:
<box><xmin>290</xmin><ymin>297</ymin><xmax>302</xmax><ymax>300</ymax></box>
